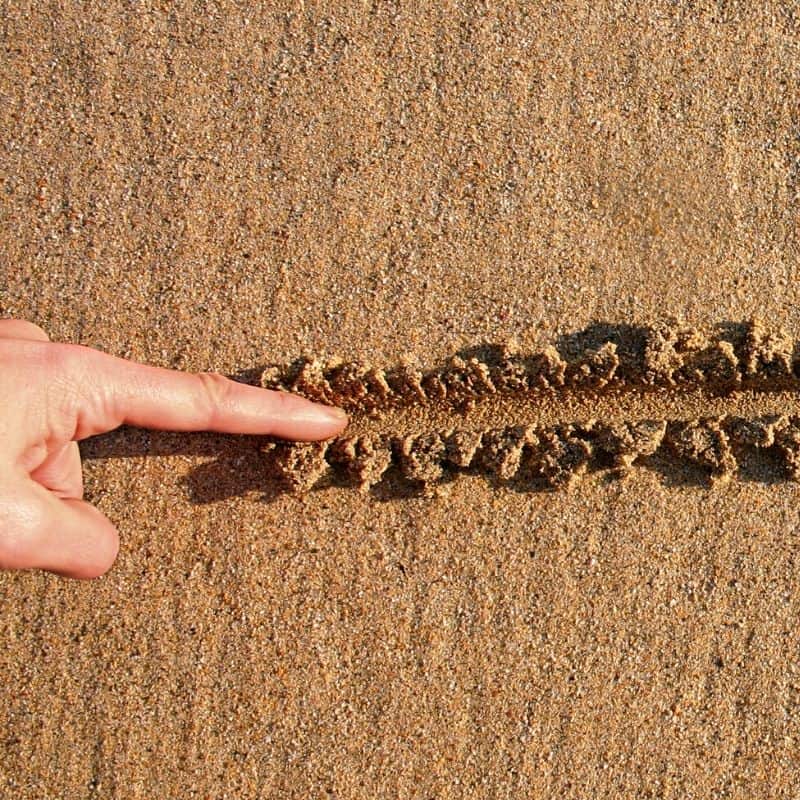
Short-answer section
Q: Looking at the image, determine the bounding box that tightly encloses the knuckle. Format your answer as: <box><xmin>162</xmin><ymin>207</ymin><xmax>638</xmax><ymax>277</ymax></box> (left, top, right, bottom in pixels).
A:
<box><xmin>195</xmin><ymin>371</ymin><xmax>234</xmax><ymax>422</ymax></box>
<box><xmin>3</xmin><ymin>319</ymin><xmax>50</xmax><ymax>342</ymax></box>
<box><xmin>39</xmin><ymin>342</ymin><xmax>85</xmax><ymax>374</ymax></box>
<box><xmin>25</xmin><ymin>321</ymin><xmax>50</xmax><ymax>341</ymax></box>
<box><xmin>39</xmin><ymin>344</ymin><xmax>92</xmax><ymax>413</ymax></box>
<box><xmin>44</xmin><ymin>343</ymin><xmax>110</xmax><ymax>387</ymax></box>
<box><xmin>2</xmin><ymin>339</ymin><xmax>97</xmax><ymax>382</ymax></box>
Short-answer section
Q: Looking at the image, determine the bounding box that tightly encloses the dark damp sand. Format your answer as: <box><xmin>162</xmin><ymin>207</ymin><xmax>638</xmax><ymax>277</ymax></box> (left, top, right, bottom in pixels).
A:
<box><xmin>2</xmin><ymin>3</ymin><xmax>800</xmax><ymax>798</ymax></box>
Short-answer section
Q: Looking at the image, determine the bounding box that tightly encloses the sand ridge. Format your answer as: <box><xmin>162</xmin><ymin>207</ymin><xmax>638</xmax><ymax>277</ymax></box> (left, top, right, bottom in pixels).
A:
<box><xmin>261</xmin><ymin>318</ymin><xmax>796</xmax><ymax>413</ymax></box>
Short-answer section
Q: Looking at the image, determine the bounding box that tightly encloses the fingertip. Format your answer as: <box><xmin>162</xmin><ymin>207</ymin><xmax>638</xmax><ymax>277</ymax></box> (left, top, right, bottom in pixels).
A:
<box><xmin>270</xmin><ymin>394</ymin><xmax>349</xmax><ymax>441</ymax></box>
<box><xmin>294</xmin><ymin>397</ymin><xmax>349</xmax><ymax>434</ymax></box>
<box><xmin>327</xmin><ymin>409</ymin><xmax>349</xmax><ymax>437</ymax></box>
<box><xmin>0</xmin><ymin>318</ymin><xmax>50</xmax><ymax>342</ymax></box>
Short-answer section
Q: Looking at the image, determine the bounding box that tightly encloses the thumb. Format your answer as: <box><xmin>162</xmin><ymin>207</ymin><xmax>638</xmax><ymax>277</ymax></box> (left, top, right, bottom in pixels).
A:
<box><xmin>0</xmin><ymin>478</ymin><xmax>119</xmax><ymax>579</ymax></box>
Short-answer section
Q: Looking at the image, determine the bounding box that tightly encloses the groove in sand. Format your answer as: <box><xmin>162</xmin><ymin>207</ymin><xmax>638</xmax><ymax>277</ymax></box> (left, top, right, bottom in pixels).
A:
<box><xmin>260</xmin><ymin>320</ymin><xmax>800</xmax><ymax>493</ymax></box>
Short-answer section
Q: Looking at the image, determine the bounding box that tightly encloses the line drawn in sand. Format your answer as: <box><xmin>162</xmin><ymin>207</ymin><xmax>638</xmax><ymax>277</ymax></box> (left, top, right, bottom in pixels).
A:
<box><xmin>259</xmin><ymin>319</ymin><xmax>800</xmax><ymax>495</ymax></box>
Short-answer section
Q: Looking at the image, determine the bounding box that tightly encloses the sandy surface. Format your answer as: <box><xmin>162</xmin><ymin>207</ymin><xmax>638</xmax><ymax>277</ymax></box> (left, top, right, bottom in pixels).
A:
<box><xmin>2</xmin><ymin>2</ymin><xmax>800</xmax><ymax>797</ymax></box>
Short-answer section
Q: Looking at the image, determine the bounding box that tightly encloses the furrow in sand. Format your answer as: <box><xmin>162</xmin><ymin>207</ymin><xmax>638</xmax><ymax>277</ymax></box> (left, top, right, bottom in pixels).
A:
<box><xmin>259</xmin><ymin>320</ymin><xmax>800</xmax><ymax>493</ymax></box>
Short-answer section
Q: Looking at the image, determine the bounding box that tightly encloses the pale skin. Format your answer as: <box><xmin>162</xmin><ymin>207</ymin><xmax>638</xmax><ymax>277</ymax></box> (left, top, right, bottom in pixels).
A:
<box><xmin>0</xmin><ymin>319</ymin><xmax>348</xmax><ymax>580</ymax></box>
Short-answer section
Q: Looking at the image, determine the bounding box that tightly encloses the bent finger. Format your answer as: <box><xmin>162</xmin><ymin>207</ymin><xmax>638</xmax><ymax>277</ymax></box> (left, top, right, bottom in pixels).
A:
<box><xmin>0</xmin><ymin>319</ymin><xmax>50</xmax><ymax>342</ymax></box>
<box><xmin>62</xmin><ymin>346</ymin><xmax>348</xmax><ymax>441</ymax></box>
<box><xmin>0</xmin><ymin>481</ymin><xmax>119</xmax><ymax>579</ymax></box>
<box><xmin>29</xmin><ymin>442</ymin><xmax>83</xmax><ymax>499</ymax></box>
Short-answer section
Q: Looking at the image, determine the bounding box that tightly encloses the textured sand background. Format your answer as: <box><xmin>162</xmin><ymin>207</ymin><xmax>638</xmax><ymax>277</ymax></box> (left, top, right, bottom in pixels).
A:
<box><xmin>2</xmin><ymin>2</ymin><xmax>800</xmax><ymax>797</ymax></box>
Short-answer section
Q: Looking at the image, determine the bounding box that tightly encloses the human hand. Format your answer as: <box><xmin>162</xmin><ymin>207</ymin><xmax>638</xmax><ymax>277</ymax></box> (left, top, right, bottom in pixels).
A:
<box><xmin>0</xmin><ymin>319</ymin><xmax>347</xmax><ymax>579</ymax></box>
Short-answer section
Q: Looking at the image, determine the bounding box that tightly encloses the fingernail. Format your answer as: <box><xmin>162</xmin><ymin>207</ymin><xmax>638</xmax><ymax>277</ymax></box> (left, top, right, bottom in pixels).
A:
<box><xmin>307</xmin><ymin>403</ymin><xmax>348</xmax><ymax>423</ymax></box>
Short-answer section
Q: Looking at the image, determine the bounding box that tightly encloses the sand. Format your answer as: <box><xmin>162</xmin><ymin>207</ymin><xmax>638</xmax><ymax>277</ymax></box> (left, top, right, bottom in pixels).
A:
<box><xmin>2</xmin><ymin>2</ymin><xmax>800</xmax><ymax>797</ymax></box>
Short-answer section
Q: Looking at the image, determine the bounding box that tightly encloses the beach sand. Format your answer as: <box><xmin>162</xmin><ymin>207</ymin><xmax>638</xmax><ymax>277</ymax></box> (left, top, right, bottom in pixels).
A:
<box><xmin>2</xmin><ymin>2</ymin><xmax>800</xmax><ymax>797</ymax></box>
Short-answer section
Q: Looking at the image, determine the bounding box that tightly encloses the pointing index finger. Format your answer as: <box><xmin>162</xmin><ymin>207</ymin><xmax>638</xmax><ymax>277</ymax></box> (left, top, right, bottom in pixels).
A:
<box><xmin>65</xmin><ymin>346</ymin><xmax>348</xmax><ymax>441</ymax></box>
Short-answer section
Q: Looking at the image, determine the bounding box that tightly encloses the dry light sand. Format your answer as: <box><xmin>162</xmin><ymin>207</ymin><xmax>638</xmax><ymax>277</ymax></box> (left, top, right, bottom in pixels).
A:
<box><xmin>2</xmin><ymin>2</ymin><xmax>800</xmax><ymax>798</ymax></box>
